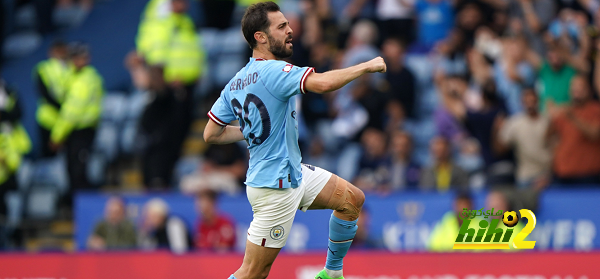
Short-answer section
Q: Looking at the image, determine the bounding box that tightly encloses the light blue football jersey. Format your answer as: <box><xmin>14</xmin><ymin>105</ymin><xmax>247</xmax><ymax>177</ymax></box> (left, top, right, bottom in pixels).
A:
<box><xmin>208</xmin><ymin>58</ymin><xmax>314</xmax><ymax>189</ymax></box>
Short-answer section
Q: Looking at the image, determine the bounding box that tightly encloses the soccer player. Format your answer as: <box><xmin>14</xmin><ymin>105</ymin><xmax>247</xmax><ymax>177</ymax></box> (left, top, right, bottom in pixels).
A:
<box><xmin>203</xmin><ymin>2</ymin><xmax>387</xmax><ymax>279</ymax></box>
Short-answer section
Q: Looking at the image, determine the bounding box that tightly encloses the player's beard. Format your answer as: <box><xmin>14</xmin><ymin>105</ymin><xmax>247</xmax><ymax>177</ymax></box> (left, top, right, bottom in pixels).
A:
<box><xmin>267</xmin><ymin>33</ymin><xmax>293</xmax><ymax>59</ymax></box>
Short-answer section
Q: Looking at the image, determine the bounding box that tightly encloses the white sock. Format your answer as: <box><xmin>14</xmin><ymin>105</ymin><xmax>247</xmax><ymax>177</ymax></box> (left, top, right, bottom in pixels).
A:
<box><xmin>325</xmin><ymin>268</ymin><xmax>343</xmax><ymax>278</ymax></box>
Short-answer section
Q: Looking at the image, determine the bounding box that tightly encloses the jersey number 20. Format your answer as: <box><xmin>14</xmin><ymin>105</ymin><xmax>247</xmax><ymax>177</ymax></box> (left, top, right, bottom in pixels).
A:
<box><xmin>231</xmin><ymin>94</ymin><xmax>271</xmax><ymax>145</ymax></box>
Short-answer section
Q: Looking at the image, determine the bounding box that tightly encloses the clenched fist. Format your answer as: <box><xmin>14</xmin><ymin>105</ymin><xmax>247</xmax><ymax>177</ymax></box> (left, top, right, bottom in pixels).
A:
<box><xmin>365</xmin><ymin>56</ymin><xmax>387</xmax><ymax>73</ymax></box>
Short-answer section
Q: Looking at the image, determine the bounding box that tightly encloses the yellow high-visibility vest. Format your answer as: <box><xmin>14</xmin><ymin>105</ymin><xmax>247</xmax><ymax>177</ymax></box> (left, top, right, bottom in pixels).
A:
<box><xmin>136</xmin><ymin>13</ymin><xmax>204</xmax><ymax>85</ymax></box>
<box><xmin>10</xmin><ymin>124</ymin><xmax>31</xmax><ymax>155</ymax></box>
<box><xmin>34</xmin><ymin>58</ymin><xmax>71</xmax><ymax>130</ymax></box>
<box><xmin>0</xmin><ymin>131</ymin><xmax>21</xmax><ymax>185</ymax></box>
<box><xmin>142</xmin><ymin>0</ymin><xmax>171</xmax><ymax>20</ymax></box>
<box><xmin>51</xmin><ymin>65</ymin><xmax>104</xmax><ymax>144</ymax></box>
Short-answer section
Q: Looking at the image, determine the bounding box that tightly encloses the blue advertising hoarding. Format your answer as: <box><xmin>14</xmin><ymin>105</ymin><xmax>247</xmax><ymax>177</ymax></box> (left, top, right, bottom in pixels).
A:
<box><xmin>75</xmin><ymin>189</ymin><xmax>600</xmax><ymax>252</ymax></box>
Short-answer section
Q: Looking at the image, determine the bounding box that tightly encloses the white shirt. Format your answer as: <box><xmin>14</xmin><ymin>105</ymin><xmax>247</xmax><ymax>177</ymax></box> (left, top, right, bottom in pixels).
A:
<box><xmin>377</xmin><ymin>0</ymin><xmax>415</xmax><ymax>20</ymax></box>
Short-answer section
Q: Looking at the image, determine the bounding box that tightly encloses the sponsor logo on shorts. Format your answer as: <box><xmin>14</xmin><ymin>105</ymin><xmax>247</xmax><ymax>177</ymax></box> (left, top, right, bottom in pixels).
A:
<box><xmin>270</xmin><ymin>225</ymin><xmax>285</xmax><ymax>240</ymax></box>
<box><xmin>302</xmin><ymin>163</ymin><xmax>315</xmax><ymax>171</ymax></box>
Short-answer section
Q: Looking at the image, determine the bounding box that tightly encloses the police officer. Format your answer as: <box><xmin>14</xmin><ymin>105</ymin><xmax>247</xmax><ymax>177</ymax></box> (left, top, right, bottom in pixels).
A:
<box><xmin>51</xmin><ymin>43</ymin><xmax>103</xmax><ymax>205</ymax></box>
<box><xmin>34</xmin><ymin>41</ymin><xmax>70</xmax><ymax>158</ymax></box>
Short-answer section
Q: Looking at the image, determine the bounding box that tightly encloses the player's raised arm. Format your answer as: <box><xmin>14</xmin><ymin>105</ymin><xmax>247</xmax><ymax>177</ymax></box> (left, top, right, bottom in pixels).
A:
<box><xmin>304</xmin><ymin>56</ymin><xmax>387</xmax><ymax>94</ymax></box>
<box><xmin>203</xmin><ymin>119</ymin><xmax>245</xmax><ymax>144</ymax></box>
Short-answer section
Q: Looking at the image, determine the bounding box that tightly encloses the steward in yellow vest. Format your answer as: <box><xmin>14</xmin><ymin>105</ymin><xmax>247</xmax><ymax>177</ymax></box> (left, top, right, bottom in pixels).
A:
<box><xmin>0</xmin><ymin>80</ymin><xmax>31</xmax><ymax>220</ymax></box>
<box><xmin>53</xmin><ymin>43</ymin><xmax>103</xmax><ymax>205</ymax></box>
<box><xmin>33</xmin><ymin>41</ymin><xmax>70</xmax><ymax>157</ymax></box>
<box><xmin>136</xmin><ymin>0</ymin><xmax>204</xmax><ymax>86</ymax></box>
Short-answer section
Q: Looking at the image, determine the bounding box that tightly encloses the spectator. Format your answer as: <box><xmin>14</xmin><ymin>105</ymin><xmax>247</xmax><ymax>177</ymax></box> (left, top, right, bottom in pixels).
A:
<box><xmin>334</xmin><ymin>20</ymin><xmax>380</xmax><ymax>116</ymax></box>
<box><xmin>439</xmin><ymin>75</ymin><xmax>509</xmax><ymax>173</ymax></box>
<box><xmin>326</xmin><ymin>21</ymin><xmax>379</xmax><ymax>144</ymax></box>
<box><xmin>420</xmin><ymin>136</ymin><xmax>469</xmax><ymax>192</ymax></box>
<box><xmin>526</xmin><ymin>37</ymin><xmax>590</xmax><ymax>112</ymax></box>
<box><xmin>51</xmin><ymin>43</ymin><xmax>103</xmax><ymax>208</ymax></box>
<box><xmin>485</xmin><ymin>189</ymin><xmax>521</xmax><ymax>227</ymax></box>
<box><xmin>384</xmin><ymin>101</ymin><xmax>407</xmax><ymax>134</ymax></box>
<box><xmin>388</xmin><ymin>131</ymin><xmax>420</xmax><ymax>190</ymax></box>
<box><xmin>136</xmin><ymin>66</ymin><xmax>179</xmax><ymax>188</ymax></box>
<box><xmin>434</xmin><ymin>30</ymin><xmax>469</xmax><ymax>78</ymax></box>
<box><xmin>413</xmin><ymin>0</ymin><xmax>455</xmax><ymax>51</ymax></box>
<box><xmin>139</xmin><ymin>198</ymin><xmax>193</xmax><ymax>253</ymax></box>
<box><xmin>493</xmin><ymin>36</ymin><xmax>536</xmax><ymax>115</ymax></box>
<box><xmin>496</xmin><ymin>88</ymin><xmax>552</xmax><ymax>188</ymax></box>
<box><xmin>354</xmin><ymin>128</ymin><xmax>390</xmax><ymax>191</ymax></box>
<box><xmin>547</xmin><ymin>9</ymin><xmax>588</xmax><ymax>51</ymax></box>
<box><xmin>136</xmin><ymin>0</ymin><xmax>204</xmax><ymax>171</ymax></box>
<box><xmin>180</xmin><ymin>142</ymin><xmax>247</xmax><ymax>195</ymax></box>
<box><xmin>507</xmin><ymin>0</ymin><xmax>556</xmax><ymax>54</ymax></box>
<box><xmin>301</xmin><ymin>42</ymin><xmax>334</xmax><ymax>127</ymax></box>
<box><xmin>433</xmin><ymin>74</ymin><xmax>471</xmax><ymax>145</ymax></box>
<box><xmin>127</xmin><ymin>57</ymin><xmax>202</xmax><ymax>189</ymax></box>
<box><xmin>455</xmin><ymin>138</ymin><xmax>485</xmax><ymax>189</ymax></box>
<box><xmin>428</xmin><ymin>192</ymin><xmax>472</xmax><ymax>251</ymax></box>
<box><xmin>320</xmin><ymin>21</ymin><xmax>381</xmax><ymax>181</ymax></box>
<box><xmin>34</xmin><ymin>41</ymin><xmax>70</xmax><ymax>158</ymax></box>
<box><xmin>547</xmin><ymin>76</ymin><xmax>600</xmax><ymax>185</ymax></box>
<box><xmin>303</xmin><ymin>138</ymin><xmax>336</xmax><ymax>173</ymax></box>
<box><xmin>194</xmin><ymin>189</ymin><xmax>236</xmax><ymax>252</ymax></box>
<box><xmin>454</xmin><ymin>2</ymin><xmax>486</xmax><ymax>47</ymax></box>
<box><xmin>381</xmin><ymin>37</ymin><xmax>416</xmax><ymax>118</ymax></box>
<box><xmin>351</xmin><ymin>207</ymin><xmax>382</xmax><ymax>249</ymax></box>
<box><xmin>87</xmin><ymin>197</ymin><xmax>137</xmax><ymax>251</ymax></box>
<box><xmin>354</xmin><ymin>75</ymin><xmax>388</xmax><ymax>131</ymax></box>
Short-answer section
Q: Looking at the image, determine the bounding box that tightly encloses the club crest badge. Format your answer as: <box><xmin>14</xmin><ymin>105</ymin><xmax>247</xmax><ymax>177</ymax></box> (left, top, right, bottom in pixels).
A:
<box><xmin>270</xmin><ymin>225</ymin><xmax>285</xmax><ymax>240</ymax></box>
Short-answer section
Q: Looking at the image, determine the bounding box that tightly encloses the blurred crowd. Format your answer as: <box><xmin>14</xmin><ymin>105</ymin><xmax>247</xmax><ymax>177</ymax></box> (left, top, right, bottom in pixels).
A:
<box><xmin>1</xmin><ymin>0</ymin><xmax>600</xmax><ymax>251</ymax></box>
<box><xmin>87</xmin><ymin>189</ymin><xmax>236</xmax><ymax>253</ymax></box>
<box><xmin>286</xmin><ymin>0</ymin><xmax>600</xmax><ymax>195</ymax></box>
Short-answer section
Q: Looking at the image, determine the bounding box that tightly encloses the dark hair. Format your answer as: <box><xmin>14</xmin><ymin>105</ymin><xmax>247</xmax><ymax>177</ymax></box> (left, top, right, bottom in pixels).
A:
<box><xmin>384</xmin><ymin>36</ymin><xmax>406</xmax><ymax>49</ymax></box>
<box><xmin>455</xmin><ymin>192</ymin><xmax>472</xmax><ymax>204</ymax></box>
<box><xmin>241</xmin><ymin>1</ymin><xmax>280</xmax><ymax>49</ymax></box>
<box><xmin>198</xmin><ymin>189</ymin><xmax>218</xmax><ymax>202</ymax></box>
<box><xmin>68</xmin><ymin>42</ymin><xmax>90</xmax><ymax>58</ymax></box>
<box><xmin>446</xmin><ymin>73</ymin><xmax>469</xmax><ymax>83</ymax></box>
<box><xmin>521</xmin><ymin>87</ymin><xmax>537</xmax><ymax>97</ymax></box>
<box><xmin>433</xmin><ymin>135</ymin><xmax>451</xmax><ymax>145</ymax></box>
<box><xmin>50</xmin><ymin>40</ymin><xmax>67</xmax><ymax>50</ymax></box>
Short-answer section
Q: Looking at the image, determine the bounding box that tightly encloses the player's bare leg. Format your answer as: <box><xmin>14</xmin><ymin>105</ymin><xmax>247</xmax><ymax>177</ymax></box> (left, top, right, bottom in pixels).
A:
<box><xmin>308</xmin><ymin>174</ymin><xmax>365</xmax><ymax>279</ymax></box>
<box><xmin>230</xmin><ymin>240</ymin><xmax>281</xmax><ymax>279</ymax></box>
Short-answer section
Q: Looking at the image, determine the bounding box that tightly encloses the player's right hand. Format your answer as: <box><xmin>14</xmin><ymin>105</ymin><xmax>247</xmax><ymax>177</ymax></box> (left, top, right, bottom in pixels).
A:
<box><xmin>365</xmin><ymin>56</ymin><xmax>387</xmax><ymax>73</ymax></box>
